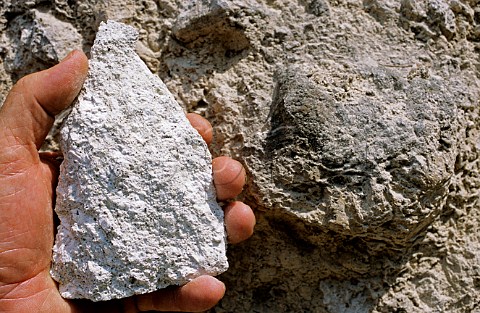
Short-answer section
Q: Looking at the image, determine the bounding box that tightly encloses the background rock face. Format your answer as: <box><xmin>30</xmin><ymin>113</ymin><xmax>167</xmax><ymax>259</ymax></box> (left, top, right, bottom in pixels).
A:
<box><xmin>1</xmin><ymin>0</ymin><xmax>480</xmax><ymax>312</ymax></box>
<box><xmin>51</xmin><ymin>20</ymin><xmax>227</xmax><ymax>302</ymax></box>
<box><xmin>256</xmin><ymin>64</ymin><xmax>461</xmax><ymax>243</ymax></box>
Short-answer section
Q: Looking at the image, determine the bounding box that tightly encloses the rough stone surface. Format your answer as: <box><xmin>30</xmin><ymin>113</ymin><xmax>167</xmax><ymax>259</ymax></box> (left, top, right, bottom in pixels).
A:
<box><xmin>2</xmin><ymin>9</ymin><xmax>82</xmax><ymax>82</ymax></box>
<box><xmin>1</xmin><ymin>0</ymin><xmax>480</xmax><ymax>312</ymax></box>
<box><xmin>50</xmin><ymin>20</ymin><xmax>227</xmax><ymax>302</ymax></box>
<box><xmin>253</xmin><ymin>63</ymin><xmax>463</xmax><ymax>245</ymax></box>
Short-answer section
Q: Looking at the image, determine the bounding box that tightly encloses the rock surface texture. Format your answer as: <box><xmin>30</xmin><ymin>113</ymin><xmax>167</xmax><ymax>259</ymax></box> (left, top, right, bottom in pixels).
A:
<box><xmin>50</xmin><ymin>20</ymin><xmax>227</xmax><ymax>302</ymax></box>
<box><xmin>1</xmin><ymin>0</ymin><xmax>480</xmax><ymax>312</ymax></box>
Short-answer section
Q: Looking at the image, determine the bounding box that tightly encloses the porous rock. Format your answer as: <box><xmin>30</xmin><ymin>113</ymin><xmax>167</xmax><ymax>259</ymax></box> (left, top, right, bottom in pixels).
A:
<box><xmin>2</xmin><ymin>0</ymin><xmax>480</xmax><ymax>311</ymax></box>
<box><xmin>50</xmin><ymin>20</ymin><xmax>227</xmax><ymax>302</ymax></box>
<box><xmin>250</xmin><ymin>63</ymin><xmax>461</xmax><ymax>244</ymax></box>
<box><xmin>172</xmin><ymin>0</ymin><xmax>260</xmax><ymax>54</ymax></box>
<box><xmin>3</xmin><ymin>9</ymin><xmax>83</xmax><ymax>81</ymax></box>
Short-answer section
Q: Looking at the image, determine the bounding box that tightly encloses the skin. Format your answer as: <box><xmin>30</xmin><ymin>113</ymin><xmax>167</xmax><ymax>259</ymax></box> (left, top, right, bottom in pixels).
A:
<box><xmin>0</xmin><ymin>51</ymin><xmax>255</xmax><ymax>313</ymax></box>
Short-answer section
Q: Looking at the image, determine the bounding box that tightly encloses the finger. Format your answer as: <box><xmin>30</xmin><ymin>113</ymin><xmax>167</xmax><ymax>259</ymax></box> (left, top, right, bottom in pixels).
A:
<box><xmin>0</xmin><ymin>50</ymin><xmax>88</xmax><ymax>156</ymax></box>
<box><xmin>224</xmin><ymin>201</ymin><xmax>255</xmax><ymax>244</ymax></box>
<box><xmin>121</xmin><ymin>298</ymin><xmax>139</xmax><ymax>313</ymax></box>
<box><xmin>186</xmin><ymin>113</ymin><xmax>213</xmax><ymax>145</ymax></box>
<box><xmin>212</xmin><ymin>156</ymin><xmax>246</xmax><ymax>200</ymax></box>
<box><xmin>135</xmin><ymin>275</ymin><xmax>225</xmax><ymax>312</ymax></box>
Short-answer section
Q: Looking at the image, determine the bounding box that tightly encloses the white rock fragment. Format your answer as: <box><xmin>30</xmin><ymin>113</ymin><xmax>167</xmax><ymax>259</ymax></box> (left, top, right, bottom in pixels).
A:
<box><xmin>50</xmin><ymin>20</ymin><xmax>228</xmax><ymax>302</ymax></box>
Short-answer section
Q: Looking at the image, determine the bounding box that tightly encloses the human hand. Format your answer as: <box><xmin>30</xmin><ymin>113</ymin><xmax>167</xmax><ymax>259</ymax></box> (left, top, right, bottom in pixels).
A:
<box><xmin>0</xmin><ymin>51</ymin><xmax>255</xmax><ymax>313</ymax></box>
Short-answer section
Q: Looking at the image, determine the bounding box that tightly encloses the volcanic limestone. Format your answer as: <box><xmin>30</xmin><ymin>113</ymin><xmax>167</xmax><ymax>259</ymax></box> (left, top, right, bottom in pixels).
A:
<box><xmin>50</xmin><ymin>20</ymin><xmax>228</xmax><ymax>302</ymax></box>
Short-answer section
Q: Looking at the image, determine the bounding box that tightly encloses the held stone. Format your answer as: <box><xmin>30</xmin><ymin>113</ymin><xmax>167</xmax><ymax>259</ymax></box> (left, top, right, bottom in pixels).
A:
<box><xmin>50</xmin><ymin>20</ymin><xmax>228</xmax><ymax>302</ymax></box>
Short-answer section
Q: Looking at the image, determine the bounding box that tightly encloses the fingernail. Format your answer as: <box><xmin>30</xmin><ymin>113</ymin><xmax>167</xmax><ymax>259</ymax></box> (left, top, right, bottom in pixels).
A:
<box><xmin>60</xmin><ymin>50</ymin><xmax>76</xmax><ymax>63</ymax></box>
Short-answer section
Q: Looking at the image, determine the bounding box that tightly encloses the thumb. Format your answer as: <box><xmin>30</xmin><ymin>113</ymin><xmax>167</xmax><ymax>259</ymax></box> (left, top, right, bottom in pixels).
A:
<box><xmin>0</xmin><ymin>50</ymin><xmax>88</xmax><ymax>157</ymax></box>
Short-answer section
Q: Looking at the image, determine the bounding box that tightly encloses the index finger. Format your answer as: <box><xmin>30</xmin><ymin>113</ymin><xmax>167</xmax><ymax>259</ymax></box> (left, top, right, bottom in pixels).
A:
<box><xmin>186</xmin><ymin>113</ymin><xmax>213</xmax><ymax>145</ymax></box>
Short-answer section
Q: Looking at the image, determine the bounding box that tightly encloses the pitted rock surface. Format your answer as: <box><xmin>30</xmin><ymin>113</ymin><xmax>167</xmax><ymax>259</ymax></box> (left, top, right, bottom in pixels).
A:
<box><xmin>2</xmin><ymin>0</ymin><xmax>480</xmax><ymax>311</ymax></box>
<box><xmin>251</xmin><ymin>64</ymin><xmax>462</xmax><ymax>243</ymax></box>
<box><xmin>50</xmin><ymin>20</ymin><xmax>227</xmax><ymax>302</ymax></box>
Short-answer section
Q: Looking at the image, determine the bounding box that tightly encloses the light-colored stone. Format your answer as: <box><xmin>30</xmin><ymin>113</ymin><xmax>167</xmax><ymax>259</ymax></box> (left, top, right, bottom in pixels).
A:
<box><xmin>1</xmin><ymin>0</ymin><xmax>480</xmax><ymax>312</ymax></box>
<box><xmin>50</xmin><ymin>20</ymin><xmax>227</xmax><ymax>302</ymax></box>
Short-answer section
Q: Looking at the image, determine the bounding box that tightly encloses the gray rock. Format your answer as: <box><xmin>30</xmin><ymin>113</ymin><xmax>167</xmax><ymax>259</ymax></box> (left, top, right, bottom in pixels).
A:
<box><xmin>171</xmin><ymin>0</ymin><xmax>256</xmax><ymax>53</ymax></box>
<box><xmin>50</xmin><ymin>20</ymin><xmax>227</xmax><ymax>302</ymax></box>
<box><xmin>400</xmin><ymin>0</ymin><xmax>457</xmax><ymax>40</ymax></box>
<box><xmin>249</xmin><ymin>63</ymin><xmax>462</xmax><ymax>245</ymax></box>
<box><xmin>304</xmin><ymin>0</ymin><xmax>331</xmax><ymax>17</ymax></box>
<box><xmin>2</xmin><ymin>0</ymin><xmax>480</xmax><ymax>311</ymax></box>
<box><xmin>3</xmin><ymin>9</ymin><xmax>82</xmax><ymax>81</ymax></box>
<box><xmin>172</xmin><ymin>0</ymin><xmax>232</xmax><ymax>43</ymax></box>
